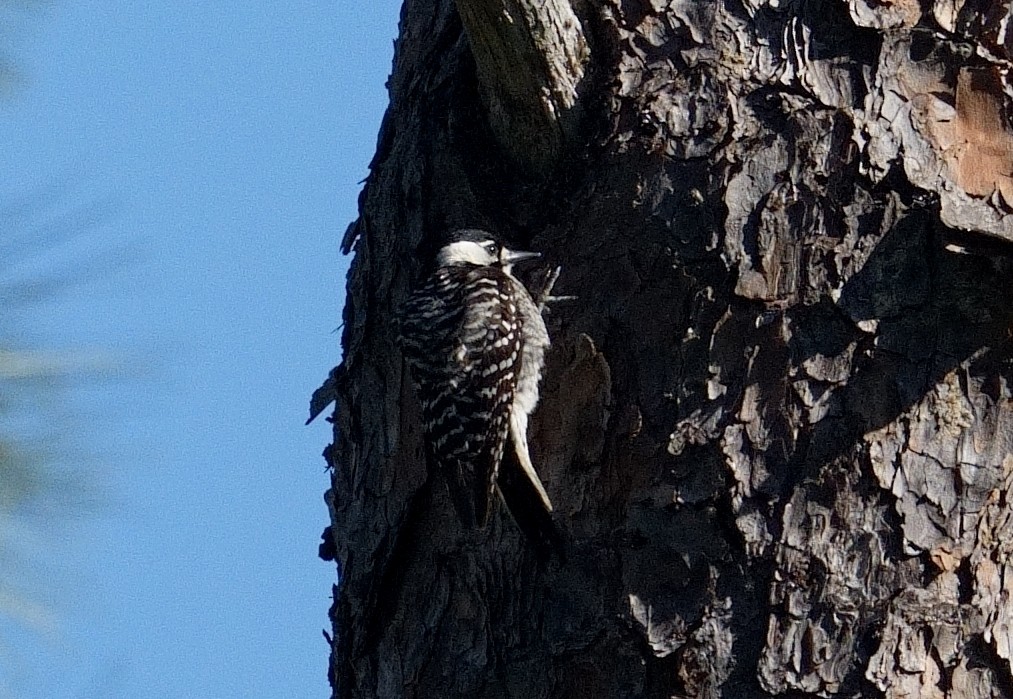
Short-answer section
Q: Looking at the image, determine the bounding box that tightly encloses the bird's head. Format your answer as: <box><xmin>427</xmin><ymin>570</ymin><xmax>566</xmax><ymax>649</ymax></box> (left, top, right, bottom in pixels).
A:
<box><xmin>435</xmin><ymin>229</ymin><xmax>540</xmax><ymax>274</ymax></box>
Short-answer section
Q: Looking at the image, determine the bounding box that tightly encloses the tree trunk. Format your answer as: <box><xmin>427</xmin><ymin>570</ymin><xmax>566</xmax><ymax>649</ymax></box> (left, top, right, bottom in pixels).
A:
<box><xmin>321</xmin><ymin>0</ymin><xmax>1013</xmax><ymax>696</ymax></box>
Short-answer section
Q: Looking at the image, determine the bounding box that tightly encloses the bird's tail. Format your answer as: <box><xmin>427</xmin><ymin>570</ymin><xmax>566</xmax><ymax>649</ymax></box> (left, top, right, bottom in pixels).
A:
<box><xmin>496</xmin><ymin>439</ymin><xmax>566</xmax><ymax>561</ymax></box>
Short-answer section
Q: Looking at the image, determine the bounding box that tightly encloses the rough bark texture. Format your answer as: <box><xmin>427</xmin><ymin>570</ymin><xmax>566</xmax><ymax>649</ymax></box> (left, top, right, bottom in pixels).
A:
<box><xmin>323</xmin><ymin>0</ymin><xmax>1013</xmax><ymax>697</ymax></box>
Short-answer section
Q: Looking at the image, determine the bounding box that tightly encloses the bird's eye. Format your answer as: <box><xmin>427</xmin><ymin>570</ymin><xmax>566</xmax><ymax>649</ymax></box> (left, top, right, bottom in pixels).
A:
<box><xmin>485</xmin><ymin>242</ymin><xmax>500</xmax><ymax>256</ymax></box>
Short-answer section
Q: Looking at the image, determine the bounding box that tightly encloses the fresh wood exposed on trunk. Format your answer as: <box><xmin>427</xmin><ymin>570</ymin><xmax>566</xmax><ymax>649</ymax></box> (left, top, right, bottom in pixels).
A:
<box><xmin>454</xmin><ymin>0</ymin><xmax>589</xmax><ymax>174</ymax></box>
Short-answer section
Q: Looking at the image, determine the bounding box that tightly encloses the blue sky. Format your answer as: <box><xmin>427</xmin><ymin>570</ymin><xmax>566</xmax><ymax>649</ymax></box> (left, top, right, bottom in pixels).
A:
<box><xmin>0</xmin><ymin>2</ymin><xmax>400</xmax><ymax>697</ymax></box>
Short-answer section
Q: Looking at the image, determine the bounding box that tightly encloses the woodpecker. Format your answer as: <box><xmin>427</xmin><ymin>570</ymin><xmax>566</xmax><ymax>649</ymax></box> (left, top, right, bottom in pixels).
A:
<box><xmin>398</xmin><ymin>229</ymin><xmax>559</xmax><ymax>552</ymax></box>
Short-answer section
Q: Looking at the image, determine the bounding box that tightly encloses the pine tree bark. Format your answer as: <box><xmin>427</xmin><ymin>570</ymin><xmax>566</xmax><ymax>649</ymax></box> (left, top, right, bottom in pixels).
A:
<box><xmin>322</xmin><ymin>0</ymin><xmax>1013</xmax><ymax>696</ymax></box>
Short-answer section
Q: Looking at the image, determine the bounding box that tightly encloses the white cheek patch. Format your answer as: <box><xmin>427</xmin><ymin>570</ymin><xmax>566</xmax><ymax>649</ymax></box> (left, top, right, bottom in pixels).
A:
<box><xmin>437</xmin><ymin>240</ymin><xmax>496</xmax><ymax>267</ymax></box>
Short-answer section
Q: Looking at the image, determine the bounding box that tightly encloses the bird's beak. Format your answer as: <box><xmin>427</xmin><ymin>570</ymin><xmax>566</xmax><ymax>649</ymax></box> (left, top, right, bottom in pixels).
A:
<box><xmin>501</xmin><ymin>248</ymin><xmax>541</xmax><ymax>266</ymax></box>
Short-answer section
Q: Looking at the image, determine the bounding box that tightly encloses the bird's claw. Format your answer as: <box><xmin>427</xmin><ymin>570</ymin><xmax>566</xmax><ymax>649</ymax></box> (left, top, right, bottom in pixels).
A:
<box><xmin>534</xmin><ymin>266</ymin><xmax>571</xmax><ymax>311</ymax></box>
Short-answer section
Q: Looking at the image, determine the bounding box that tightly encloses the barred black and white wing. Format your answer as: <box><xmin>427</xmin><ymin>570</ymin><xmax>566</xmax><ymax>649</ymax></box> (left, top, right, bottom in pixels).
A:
<box><xmin>398</xmin><ymin>266</ymin><xmax>521</xmax><ymax>527</ymax></box>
